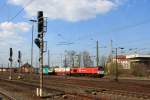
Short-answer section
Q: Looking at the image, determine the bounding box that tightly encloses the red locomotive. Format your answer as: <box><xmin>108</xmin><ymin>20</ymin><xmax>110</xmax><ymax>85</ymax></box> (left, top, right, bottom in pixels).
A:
<box><xmin>70</xmin><ymin>67</ymin><xmax>104</xmax><ymax>78</ymax></box>
<box><xmin>52</xmin><ymin>66</ymin><xmax>104</xmax><ymax>78</ymax></box>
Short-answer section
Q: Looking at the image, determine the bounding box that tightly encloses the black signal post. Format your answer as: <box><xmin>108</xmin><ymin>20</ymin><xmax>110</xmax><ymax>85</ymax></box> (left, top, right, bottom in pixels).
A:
<box><xmin>9</xmin><ymin>48</ymin><xmax>13</xmax><ymax>80</ymax></box>
<box><xmin>39</xmin><ymin>11</ymin><xmax>44</xmax><ymax>97</ymax></box>
<box><xmin>35</xmin><ymin>11</ymin><xmax>47</xmax><ymax>97</ymax></box>
<box><xmin>18</xmin><ymin>50</ymin><xmax>22</xmax><ymax>78</ymax></box>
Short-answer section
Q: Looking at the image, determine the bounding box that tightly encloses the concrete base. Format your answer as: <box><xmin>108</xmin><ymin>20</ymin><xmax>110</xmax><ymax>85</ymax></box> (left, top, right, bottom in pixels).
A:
<box><xmin>36</xmin><ymin>88</ymin><xmax>43</xmax><ymax>97</ymax></box>
<box><xmin>9</xmin><ymin>76</ymin><xmax>12</xmax><ymax>80</ymax></box>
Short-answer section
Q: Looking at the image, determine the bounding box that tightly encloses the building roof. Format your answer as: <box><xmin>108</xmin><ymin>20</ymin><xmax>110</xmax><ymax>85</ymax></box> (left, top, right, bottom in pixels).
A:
<box><xmin>126</xmin><ymin>54</ymin><xmax>150</xmax><ymax>59</ymax></box>
<box><xmin>113</xmin><ymin>55</ymin><xmax>126</xmax><ymax>59</ymax></box>
<box><xmin>21</xmin><ymin>63</ymin><xmax>32</xmax><ymax>68</ymax></box>
<box><xmin>116</xmin><ymin>55</ymin><xmax>126</xmax><ymax>59</ymax></box>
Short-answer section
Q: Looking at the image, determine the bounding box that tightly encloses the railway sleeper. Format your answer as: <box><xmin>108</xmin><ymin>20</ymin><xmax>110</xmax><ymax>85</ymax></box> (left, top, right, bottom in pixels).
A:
<box><xmin>98</xmin><ymin>90</ymin><xmax>150</xmax><ymax>100</ymax></box>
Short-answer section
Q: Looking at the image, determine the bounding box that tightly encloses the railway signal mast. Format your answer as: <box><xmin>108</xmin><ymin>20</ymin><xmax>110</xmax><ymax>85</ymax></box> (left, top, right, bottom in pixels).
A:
<box><xmin>48</xmin><ymin>50</ymin><xmax>50</xmax><ymax>67</ymax></box>
<box><xmin>18</xmin><ymin>51</ymin><xmax>22</xmax><ymax>79</ymax></box>
<box><xmin>96</xmin><ymin>40</ymin><xmax>99</xmax><ymax>67</ymax></box>
<box><xmin>9</xmin><ymin>48</ymin><xmax>13</xmax><ymax>80</ymax></box>
<box><xmin>35</xmin><ymin>11</ymin><xmax>47</xmax><ymax>97</ymax></box>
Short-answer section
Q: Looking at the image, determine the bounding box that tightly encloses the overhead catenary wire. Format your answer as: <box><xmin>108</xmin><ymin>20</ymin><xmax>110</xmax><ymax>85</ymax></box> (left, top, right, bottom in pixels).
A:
<box><xmin>73</xmin><ymin>19</ymin><xmax>150</xmax><ymax>42</ymax></box>
<box><xmin>0</xmin><ymin>0</ymin><xmax>36</xmax><ymax>69</ymax></box>
<box><xmin>60</xmin><ymin>21</ymin><xmax>150</xmax><ymax>47</ymax></box>
<box><xmin>7</xmin><ymin>0</ymin><xmax>35</xmax><ymax>22</ymax></box>
<box><xmin>116</xmin><ymin>39</ymin><xmax>150</xmax><ymax>47</ymax></box>
<box><xmin>108</xmin><ymin>39</ymin><xmax>150</xmax><ymax>55</ymax></box>
<box><xmin>0</xmin><ymin>0</ymin><xmax>45</xmax><ymax>23</ymax></box>
<box><xmin>62</xmin><ymin>18</ymin><xmax>150</xmax><ymax>51</ymax></box>
<box><xmin>56</xmin><ymin>33</ymin><xmax>75</xmax><ymax>46</ymax></box>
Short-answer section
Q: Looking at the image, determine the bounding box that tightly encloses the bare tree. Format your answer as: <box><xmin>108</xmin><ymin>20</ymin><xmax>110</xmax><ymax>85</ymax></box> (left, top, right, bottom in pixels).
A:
<box><xmin>75</xmin><ymin>53</ymin><xmax>82</xmax><ymax>67</ymax></box>
<box><xmin>64</xmin><ymin>50</ymin><xmax>76</xmax><ymax>67</ymax></box>
<box><xmin>82</xmin><ymin>51</ymin><xmax>94</xmax><ymax>67</ymax></box>
<box><xmin>63</xmin><ymin>50</ymin><xmax>94</xmax><ymax>68</ymax></box>
<box><xmin>100</xmin><ymin>56</ymin><xmax>107</xmax><ymax>67</ymax></box>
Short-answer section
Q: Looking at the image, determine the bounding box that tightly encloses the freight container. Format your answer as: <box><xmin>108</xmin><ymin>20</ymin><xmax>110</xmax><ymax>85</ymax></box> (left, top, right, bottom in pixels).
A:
<box><xmin>54</xmin><ymin>67</ymin><xmax>70</xmax><ymax>75</ymax></box>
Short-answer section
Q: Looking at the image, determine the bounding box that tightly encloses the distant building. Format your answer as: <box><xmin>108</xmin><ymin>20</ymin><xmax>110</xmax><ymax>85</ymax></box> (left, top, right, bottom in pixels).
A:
<box><xmin>19</xmin><ymin>63</ymin><xmax>34</xmax><ymax>73</ymax></box>
<box><xmin>112</xmin><ymin>54</ymin><xmax>150</xmax><ymax>68</ymax></box>
<box><xmin>106</xmin><ymin>54</ymin><xmax>150</xmax><ymax>76</ymax></box>
<box><xmin>112</xmin><ymin>54</ymin><xmax>150</xmax><ymax>69</ymax></box>
<box><xmin>113</xmin><ymin>55</ymin><xmax>130</xmax><ymax>69</ymax></box>
<box><xmin>126</xmin><ymin>54</ymin><xmax>150</xmax><ymax>67</ymax></box>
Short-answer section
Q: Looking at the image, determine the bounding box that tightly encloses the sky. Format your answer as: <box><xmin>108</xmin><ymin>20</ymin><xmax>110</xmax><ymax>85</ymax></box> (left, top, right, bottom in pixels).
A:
<box><xmin>0</xmin><ymin>0</ymin><xmax>150</xmax><ymax>67</ymax></box>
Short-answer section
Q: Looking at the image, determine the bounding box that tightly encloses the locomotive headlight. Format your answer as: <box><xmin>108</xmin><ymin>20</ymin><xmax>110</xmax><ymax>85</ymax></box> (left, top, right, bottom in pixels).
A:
<box><xmin>98</xmin><ymin>71</ymin><xmax>104</xmax><ymax>74</ymax></box>
<box><xmin>100</xmin><ymin>71</ymin><xmax>104</xmax><ymax>74</ymax></box>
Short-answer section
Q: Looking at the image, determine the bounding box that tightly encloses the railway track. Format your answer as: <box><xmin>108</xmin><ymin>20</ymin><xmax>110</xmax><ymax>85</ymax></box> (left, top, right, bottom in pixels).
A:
<box><xmin>0</xmin><ymin>78</ymin><xmax>96</xmax><ymax>100</ymax></box>
<box><xmin>0</xmin><ymin>73</ymin><xmax>150</xmax><ymax>100</ymax></box>
<box><xmin>35</xmin><ymin>77</ymin><xmax>150</xmax><ymax>99</ymax></box>
<box><xmin>0</xmin><ymin>90</ymin><xmax>17</xmax><ymax>100</ymax></box>
<box><xmin>85</xmin><ymin>88</ymin><xmax>150</xmax><ymax>100</ymax></box>
<box><xmin>32</xmin><ymin>76</ymin><xmax>150</xmax><ymax>99</ymax></box>
<box><xmin>1</xmin><ymin>77</ymin><xmax>150</xmax><ymax>100</ymax></box>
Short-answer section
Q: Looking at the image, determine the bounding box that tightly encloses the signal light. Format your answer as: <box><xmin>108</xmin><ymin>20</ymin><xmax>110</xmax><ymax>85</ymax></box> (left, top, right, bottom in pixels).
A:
<box><xmin>34</xmin><ymin>38</ymin><xmax>40</xmax><ymax>48</ymax></box>
<box><xmin>18</xmin><ymin>51</ymin><xmax>21</xmax><ymax>59</ymax></box>
<box><xmin>38</xmin><ymin>11</ymin><xmax>44</xmax><ymax>33</ymax></box>
<box><xmin>9</xmin><ymin>57</ymin><xmax>13</xmax><ymax>62</ymax></box>
<box><xmin>38</xmin><ymin>34</ymin><xmax>41</xmax><ymax>38</ymax></box>
<box><xmin>18</xmin><ymin>51</ymin><xmax>21</xmax><ymax>63</ymax></box>
<box><xmin>10</xmin><ymin>48</ymin><xmax>13</xmax><ymax>57</ymax></box>
<box><xmin>9</xmin><ymin>48</ymin><xmax>13</xmax><ymax>62</ymax></box>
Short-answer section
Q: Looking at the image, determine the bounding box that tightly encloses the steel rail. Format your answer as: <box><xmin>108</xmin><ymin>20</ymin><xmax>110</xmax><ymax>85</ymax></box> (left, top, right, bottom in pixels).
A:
<box><xmin>0</xmin><ymin>78</ymin><xmax>95</xmax><ymax>99</ymax></box>
<box><xmin>0</xmin><ymin>90</ymin><xmax>17</xmax><ymax>100</ymax></box>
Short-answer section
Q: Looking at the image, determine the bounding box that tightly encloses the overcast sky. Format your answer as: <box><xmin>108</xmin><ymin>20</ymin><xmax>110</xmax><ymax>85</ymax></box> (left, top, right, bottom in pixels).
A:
<box><xmin>0</xmin><ymin>0</ymin><xmax>150</xmax><ymax>67</ymax></box>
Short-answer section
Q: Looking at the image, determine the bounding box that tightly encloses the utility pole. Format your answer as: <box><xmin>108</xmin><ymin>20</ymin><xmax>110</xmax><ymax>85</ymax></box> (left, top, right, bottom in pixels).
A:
<box><xmin>64</xmin><ymin>54</ymin><xmax>67</xmax><ymax>76</ymax></box>
<box><xmin>115</xmin><ymin>48</ymin><xmax>118</xmax><ymax>81</ymax></box>
<box><xmin>48</xmin><ymin>50</ymin><xmax>50</xmax><ymax>67</ymax></box>
<box><xmin>9</xmin><ymin>48</ymin><xmax>13</xmax><ymax>80</ymax></box>
<box><xmin>29</xmin><ymin>19</ymin><xmax>37</xmax><ymax>80</ymax></box>
<box><xmin>64</xmin><ymin>50</ymin><xmax>67</xmax><ymax>74</ymax></box>
<box><xmin>110</xmin><ymin>40</ymin><xmax>113</xmax><ymax>61</ymax></box>
<box><xmin>29</xmin><ymin>19</ymin><xmax>37</xmax><ymax>68</ymax></box>
<box><xmin>96</xmin><ymin>40</ymin><xmax>99</xmax><ymax>67</ymax></box>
